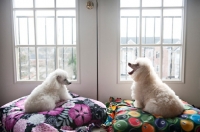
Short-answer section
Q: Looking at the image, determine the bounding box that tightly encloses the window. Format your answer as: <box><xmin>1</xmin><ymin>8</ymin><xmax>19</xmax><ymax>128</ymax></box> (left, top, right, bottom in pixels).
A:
<box><xmin>120</xmin><ymin>0</ymin><xmax>185</xmax><ymax>82</ymax></box>
<box><xmin>12</xmin><ymin>0</ymin><xmax>77</xmax><ymax>81</ymax></box>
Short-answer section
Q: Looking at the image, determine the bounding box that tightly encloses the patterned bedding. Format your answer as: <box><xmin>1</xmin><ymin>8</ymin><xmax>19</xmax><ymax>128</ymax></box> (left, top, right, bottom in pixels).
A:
<box><xmin>102</xmin><ymin>97</ymin><xmax>200</xmax><ymax>132</ymax></box>
<box><xmin>0</xmin><ymin>93</ymin><xmax>107</xmax><ymax>132</ymax></box>
<box><xmin>1</xmin><ymin>94</ymin><xmax>200</xmax><ymax>132</ymax></box>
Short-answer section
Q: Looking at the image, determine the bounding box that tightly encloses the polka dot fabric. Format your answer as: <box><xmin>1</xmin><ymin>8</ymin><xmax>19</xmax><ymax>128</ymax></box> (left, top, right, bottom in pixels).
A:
<box><xmin>103</xmin><ymin>97</ymin><xmax>200</xmax><ymax>132</ymax></box>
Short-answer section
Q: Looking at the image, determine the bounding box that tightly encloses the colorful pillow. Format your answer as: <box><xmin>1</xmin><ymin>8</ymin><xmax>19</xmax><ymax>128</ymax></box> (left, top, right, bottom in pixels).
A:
<box><xmin>0</xmin><ymin>93</ymin><xmax>107</xmax><ymax>132</ymax></box>
<box><xmin>103</xmin><ymin>97</ymin><xmax>200</xmax><ymax>132</ymax></box>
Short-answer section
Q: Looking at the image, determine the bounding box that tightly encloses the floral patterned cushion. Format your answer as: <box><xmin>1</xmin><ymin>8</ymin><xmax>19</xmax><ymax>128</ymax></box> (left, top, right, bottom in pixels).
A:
<box><xmin>0</xmin><ymin>93</ymin><xmax>107</xmax><ymax>132</ymax></box>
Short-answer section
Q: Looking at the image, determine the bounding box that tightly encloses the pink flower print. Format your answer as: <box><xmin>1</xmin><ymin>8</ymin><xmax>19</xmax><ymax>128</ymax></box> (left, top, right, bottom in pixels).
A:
<box><xmin>71</xmin><ymin>93</ymin><xmax>79</xmax><ymax>97</ymax></box>
<box><xmin>5</xmin><ymin>111</ymin><xmax>24</xmax><ymax>130</ymax></box>
<box><xmin>1</xmin><ymin>100</ymin><xmax>16</xmax><ymax>108</ymax></box>
<box><xmin>39</xmin><ymin>107</ymin><xmax>64</xmax><ymax>116</ymax></box>
<box><xmin>61</xmin><ymin>126</ymin><xmax>73</xmax><ymax>130</ymax></box>
<box><xmin>56</xmin><ymin>101</ymin><xmax>67</xmax><ymax>107</ymax></box>
<box><xmin>1</xmin><ymin>97</ymin><xmax>26</xmax><ymax>108</ymax></box>
<box><xmin>89</xmin><ymin>98</ymin><xmax>106</xmax><ymax>108</ymax></box>
<box><xmin>62</xmin><ymin>101</ymin><xmax>75</xmax><ymax>108</ymax></box>
<box><xmin>2</xmin><ymin>114</ymin><xmax>6</xmax><ymax>126</ymax></box>
<box><xmin>9</xmin><ymin>107</ymin><xmax>22</xmax><ymax>112</ymax></box>
<box><xmin>48</xmin><ymin>107</ymin><xmax>64</xmax><ymax>115</ymax></box>
<box><xmin>69</xmin><ymin>104</ymin><xmax>92</xmax><ymax>126</ymax></box>
<box><xmin>39</xmin><ymin>111</ymin><xmax>48</xmax><ymax>115</ymax></box>
<box><xmin>31</xmin><ymin>123</ymin><xmax>59</xmax><ymax>132</ymax></box>
<box><xmin>13</xmin><ymin>119</ymin><xmax>27</xmax><ymax>132</ymax></box>
<box><xmin>15</xmin><ymin>98</ymin><xmax>26</xmax><ymax>110</ymax></box>
<box><xmin>74</xmin><ymin>97</ymin><xmax>86</xmax><ymax>101</ymax></box>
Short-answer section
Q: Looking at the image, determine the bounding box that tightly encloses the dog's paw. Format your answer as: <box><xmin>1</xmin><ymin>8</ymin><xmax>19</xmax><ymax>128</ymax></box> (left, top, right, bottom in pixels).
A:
<box><xmin>68</xmin><ymin>95</ymin><xmax>73</xmax><ymax>100</ymax></box>
<box><xmin>134</xmin><ymin>100</ymin><xmax>143</xmax><ymax>108</ymax></box>
<box><xmin>134</xmin><ymin>101</ymin><xmax>138</xmax><ymax>107</ymax></box>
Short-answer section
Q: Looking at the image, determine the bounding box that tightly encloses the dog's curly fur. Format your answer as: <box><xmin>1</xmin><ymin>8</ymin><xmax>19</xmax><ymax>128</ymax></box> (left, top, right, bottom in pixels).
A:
<box><xmin>128</xmin><ymin>57</ymin><xmax>184</xmax><ymax>118</ymax></box>
<box><xmin>24</xmin><ymin>69</ymin><xmax>73</xmax><ymax>113</ymax></box>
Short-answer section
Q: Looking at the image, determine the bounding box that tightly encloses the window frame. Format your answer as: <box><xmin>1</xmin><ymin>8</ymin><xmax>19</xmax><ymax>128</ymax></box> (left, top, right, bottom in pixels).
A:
<box><xmin>118</xmin><ymin>0</ymin><xmax>187</xmax><ymax>83</ymax></box>
<box><xmin>11</xmin><ymin>0</ymin><xmax>80</xmax><ymax>83</ymax></box>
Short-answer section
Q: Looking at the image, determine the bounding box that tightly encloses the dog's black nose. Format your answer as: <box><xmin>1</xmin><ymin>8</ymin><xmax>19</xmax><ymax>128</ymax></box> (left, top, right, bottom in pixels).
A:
<box><xmin>68</xmin><ymin>82</ymin><xmax>72</xmax><ymax>85</ymax></box>
<box><xmin>128</xmin><ymin>63</ymin><xmax>131</xmax><ymax>66</ymax></box>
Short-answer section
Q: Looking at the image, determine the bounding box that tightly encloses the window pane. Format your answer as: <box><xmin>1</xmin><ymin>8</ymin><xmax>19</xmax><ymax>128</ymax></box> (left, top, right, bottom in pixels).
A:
<box><xmin>120</xmin><ymin>47</ymin><xmax>139</xmax><ymax>81</ymax></box>
<box><xmin>14</xmin><ymin>11</ymin><xmax>35</xmax><ymax>45</ymax></box>
<box><xmin>13</xmin><ymin>1</ymin><xmax>79</xmax><ymax>82</ymax></box>
<box><xmin>36</xmin><ymin>11</ymin><xmax>55</xmax><ymax>45</ymax></box>
<box><xmin>58</xmin><ymin>47</ymin><xmax>77</xmax><ymax>80</ymax></box>
<box><xmin>120</xmin><ymin>0</ymin><xmax>140</xmax><ymax>7</ymax></box>
<box><xmin>142</xmin><ymin>0</ymin><xmax>161</xmax><ymax>7</ymax></box>
<box><xmin>163</xmin><ymin>9</ymin><xmax>182</xmax><ymax>44</ymax></box>
<box><xmin>163</xmin><ymin>0</ymin><xmax>183</xmax><ymax>7</ymax></box>
<box><xmin>57</xmin><ymin>10</ymin><xmax>76</xmax><ymax>45</ymax></box>
<box><xmin>162</xmin><ymin>46</ymin><xmax>181</xmax><ymax>80</ymax></box>
<box><xmin>16</xmin><ymin>47</ymin><xmax>36</xmax><ymax>80</ymax></box>
<box><xmin>35</xmin><ymin>0</ymin><xmax>54</xmax><ymax>8</ymax></box>
<box><xmin>141</xmin><ymin>47</ymin><xmax>161</xmax><ymax>76</ymax></box>
<box><xmin>38</xmin><ymin>47</ymin><xmax>56</xmax><ymax>80</ymax></box>
<box><xmin>142</xmin><ymin>10</ymin><xmax>161</xmax><ymax>44</ymax></box>
<box><xmin>120</xmin><ymin>10</ymin><xmax>140</xmax><ymax>45</ymax></box>
<box><xmin>57</xmin><ymin>0</ymin><xmax>75</xmax><ymax>8</ymax></box>
<box><xmin>13</xmin><ymin>0</ymin><xmax>33</xmax><ymax>8</ymax></box>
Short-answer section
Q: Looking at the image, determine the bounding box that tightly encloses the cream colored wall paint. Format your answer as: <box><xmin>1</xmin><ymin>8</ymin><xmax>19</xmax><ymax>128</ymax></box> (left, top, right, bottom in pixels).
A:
<box><xmin>0</xmin><ymin>0</ymin><xmax>200</xmax><ymax>107</ymax></box>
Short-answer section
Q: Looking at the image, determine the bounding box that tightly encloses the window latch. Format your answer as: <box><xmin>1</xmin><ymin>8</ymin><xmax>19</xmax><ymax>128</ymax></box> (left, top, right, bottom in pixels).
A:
<box><xmin>86</xmin><ymin>1</ymin><xmax>94</xmax><ymax>10</ymax></box>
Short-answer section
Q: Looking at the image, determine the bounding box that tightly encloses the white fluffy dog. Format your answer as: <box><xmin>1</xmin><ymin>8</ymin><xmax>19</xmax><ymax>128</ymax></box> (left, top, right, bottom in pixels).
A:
<box><xmin>128</xmin><ymin>57</ymin><xmax>184</xmax><ymax>118</ymax></box>
<box><xmin>24</xmin><ymin>69</ymin><xmax>73</xmax><ymax>113</ymax></box>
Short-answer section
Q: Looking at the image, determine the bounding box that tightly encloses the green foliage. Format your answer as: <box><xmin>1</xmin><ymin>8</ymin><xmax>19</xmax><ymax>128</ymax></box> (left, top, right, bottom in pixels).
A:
<box><xmin>68</xmin><ymin>54</ymin><xmax>77</xmax><ymax>79</ymax></box>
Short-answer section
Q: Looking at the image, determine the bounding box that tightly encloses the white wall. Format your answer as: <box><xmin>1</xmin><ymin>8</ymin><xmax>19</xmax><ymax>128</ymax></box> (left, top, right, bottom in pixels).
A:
<box><xmin>0</xmin><ymin>0</ymin><xmax>99</xmax><ymax>106</ymax></box>
<box><xmin>97</xmin><ymin>0</ymin><xmax>200</xmax><ymax>106</ymax></box>
<box><xmin>0</xmin><ymin>0</ymin><xmax>37</xmax><ymax>105</ymax></box>
<box><xmin>0</xmin><ymin>0</ymin><xmax>200</xmax><ymax>106</ymax></box>
<box><xmin>175</xmin><ymin>0</ymin><xmax>200</xmax><ymax>106</ymax></box>
<box><xmin>168</xmin><ymin>0</ymin><xmax>200</xmax><ymax>106</ymax></box>
<box><xmin>170</xmin><ymin>0</ymin><xmax>200</xmax><ymax>106</ymax></box>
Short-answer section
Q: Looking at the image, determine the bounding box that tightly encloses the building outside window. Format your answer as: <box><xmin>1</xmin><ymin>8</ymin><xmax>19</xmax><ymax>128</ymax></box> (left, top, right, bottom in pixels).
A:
<box><xmin>120</xmin><ymin>0</ymin><xmax>185</xmax><ymax>82</ymax></box>
<box><xmin>12</xmin><ymin>0</ymin><xmax>77</xmax><ymax>81</ymax></box>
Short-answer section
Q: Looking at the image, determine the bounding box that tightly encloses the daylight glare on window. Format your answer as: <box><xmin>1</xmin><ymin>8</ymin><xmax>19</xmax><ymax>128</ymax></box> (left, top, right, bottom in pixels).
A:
<box><xmin>120</xmin><ymin>0</ymin><xmax>185</xmax><ymax>81</ymax></box>
<box><xmin>13</xmin><ymin>0</ymin><xmax>77</xmax><ymax>81</ymax></box>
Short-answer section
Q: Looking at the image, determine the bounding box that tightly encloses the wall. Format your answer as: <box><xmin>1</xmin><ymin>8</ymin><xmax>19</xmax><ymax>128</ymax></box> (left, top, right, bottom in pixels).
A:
<box><xmin>0</xmin><ymin>0</ymin><xmax>37</xmax><ymax>105</ymax></box>
<box><xmin>0</xmin><ymin>0</ymin><xmax>99</xmax><ymax>106</ymax></box>
<box><xmin>97</xmin><ymin>0</ymin><xmax>200</xmax><ymax>106</ymax></box>
<box><xmin>0</xmin><ymin>0</ymin><xmax>200</xmax><ymax>106</ymax></box>
<box><xmin>170</xmin><ymin>0</ymin><xmax>200</xmax><ymax>106</ymax></box>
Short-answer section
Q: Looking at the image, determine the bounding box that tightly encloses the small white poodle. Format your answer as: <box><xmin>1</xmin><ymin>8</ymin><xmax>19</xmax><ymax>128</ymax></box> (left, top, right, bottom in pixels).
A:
<box><xmin>128</xmin><ymin>57</ymin><xmax>184</xmax><ymax>118</ymax></box>
<box><xmin>24</xmin><ymin>69</ymin><xmax>73</xmax><ymax>113</ymax></box>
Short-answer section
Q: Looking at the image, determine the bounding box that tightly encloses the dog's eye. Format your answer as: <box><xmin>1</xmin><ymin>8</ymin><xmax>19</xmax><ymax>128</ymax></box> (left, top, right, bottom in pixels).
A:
<box><xmin>64</xmin><ymin>79</ymin><xmax>67</xmax><ymax>81</ymax></box>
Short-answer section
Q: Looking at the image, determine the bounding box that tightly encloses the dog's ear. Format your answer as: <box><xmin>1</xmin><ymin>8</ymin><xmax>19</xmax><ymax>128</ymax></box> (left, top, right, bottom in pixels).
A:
<box><xmin>56</xmin><ymin>75</ymin><xmax>62</xmax><ymax>84</ymax></box>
